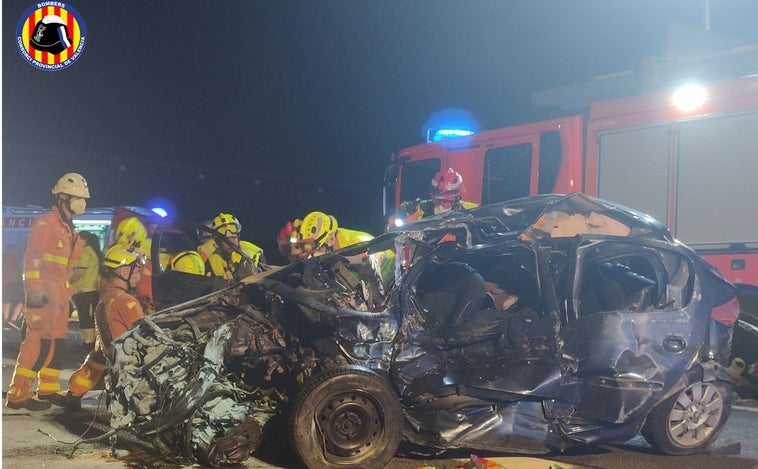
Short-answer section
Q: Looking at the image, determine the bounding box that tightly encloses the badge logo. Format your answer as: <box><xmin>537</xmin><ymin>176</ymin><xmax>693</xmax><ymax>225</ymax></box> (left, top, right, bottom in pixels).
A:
<box><xmin>16</xmin><ymin>3</ymin><xmax>87</xmax><ymax>71</ymax></box>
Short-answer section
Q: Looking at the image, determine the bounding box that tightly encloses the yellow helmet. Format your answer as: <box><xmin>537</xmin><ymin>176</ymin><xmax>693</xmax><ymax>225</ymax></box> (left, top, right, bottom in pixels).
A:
<box><xmin>212</xmin><ymin>213</ymin><xmax>241</xmax><ymax>236</ymax></box>
<box><xmin>102</xmin><ymin>245</ymin><xmax>146</xmax><ymax>270</ymax></box>
<box><xmin>298</xmin><ymin>211</ymin><xmax>338</xmax><ymax>251</ymax></box>
<box><xmin>114</xmin><ymin>217</ymin><xmax>147</xmax><ymax>248</ymax></box>
<box><xmin>168</xmin><ymin>250</ymin><xmax>205</xmax><ymax>276</ymax></box>
<box><xmin>52</xmin><ymin>172</ymin><xmax>90</xmax><ymax>198</ymax></box>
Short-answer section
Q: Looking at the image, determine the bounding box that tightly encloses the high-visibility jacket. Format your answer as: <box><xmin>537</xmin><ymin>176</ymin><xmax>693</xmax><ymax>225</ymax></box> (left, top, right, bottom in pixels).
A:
<box><xmin>405</xmin><ymin>199</ymin><xmax>478</xmax><ymax>223</ymax></box>
<box><xmin>96</xmin><ymin>285</ymin><xmax>145</xmax><ymax>358</ymax></box>
<box><xmin>23</xmin><ymin>206</ymin><xmax>82</xmax><ymax>338</ymax></box>
<box><xmin>71</xmin><ymin>245</ymin><xmax>99</xmax><ymax>294</ymax></box>
<box><xmin>7</xmin><ymin>206</ymin><xmax>82</xmax><ymax>403</ymax></box>
<box><xmin>197</xmin><ymin>238</ymin><xmax>216</xmax><ymax>263</ymax></box>
<box><xmin>334</xmin><ymin>228</ymin><xmax>374</xmax><ymax>250</ymax></box>
<box><xmin>205</xmin><ymin>240</ymin><xmax>264</xmax><ymax>281</ymax></box>
<box><xmin>24</xmin><ymin>206</ymin><xmax>82</xmax><ymax>292</ymax></box>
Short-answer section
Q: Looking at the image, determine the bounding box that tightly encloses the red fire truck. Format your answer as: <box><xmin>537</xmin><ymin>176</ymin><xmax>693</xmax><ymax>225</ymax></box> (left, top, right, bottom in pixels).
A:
<box><xmin>384</xmin><ymin>74</ymin><xmax>758</xmax><ymax>286</ymax></box>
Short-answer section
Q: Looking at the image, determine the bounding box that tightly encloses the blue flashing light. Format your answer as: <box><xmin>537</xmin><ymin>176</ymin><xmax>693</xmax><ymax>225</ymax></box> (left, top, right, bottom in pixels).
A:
<box><xmin>431</xmin><ymin>128</ymin><xmax>475</xmax><ymax>142</ymax></box>
<box><xmin>422</xmin><ymin>108</ymin><xmax>480</xmax><ymax>142</ymax></box>
<box><xmin>150</xmin><ymin>207</ymin><xmax>168</xmax><ymax>218</ymax></box>
<box><xmin>145</xmin><ymin>196</ymin><xmax>176</xmax><ymax>221</ymax></box>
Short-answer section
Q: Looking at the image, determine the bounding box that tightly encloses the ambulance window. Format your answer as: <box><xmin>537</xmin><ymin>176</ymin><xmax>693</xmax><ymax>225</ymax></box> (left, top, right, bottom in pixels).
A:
<box><xmin>482</xmin><ymin>143</ymin><xmax>531</xmax><ymax>204</ymax></box>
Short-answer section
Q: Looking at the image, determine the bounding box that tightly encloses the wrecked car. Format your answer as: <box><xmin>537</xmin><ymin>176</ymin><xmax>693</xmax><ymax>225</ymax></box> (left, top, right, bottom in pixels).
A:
<box><xmin>730</xmin><ymin>284</ymin><xmax>758</xmax><ymax>396</ymax></box>
<box><xmin>106</xmin><ymin>193</ymin><xmax>738</xmax><ymax>468</ymax></box>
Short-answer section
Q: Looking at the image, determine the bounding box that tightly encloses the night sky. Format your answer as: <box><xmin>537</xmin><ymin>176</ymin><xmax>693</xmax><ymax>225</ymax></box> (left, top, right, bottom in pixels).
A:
<box><xmin>4</xmin><ymin>0</ymin><xmax>758</xmax><ymax>259</ymax></box>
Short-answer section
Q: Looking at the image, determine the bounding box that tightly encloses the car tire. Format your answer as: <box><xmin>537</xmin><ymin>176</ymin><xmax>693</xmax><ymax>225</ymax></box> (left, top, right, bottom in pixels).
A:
<box><xmin>641</xmin><ymin>379</ymin><xmax>732</xmax><ymax>455</ymax></box>
<box><xmin>288</xmin><ymin>366</ymin><xmax>403</xmax><ymax>469</ymax></box>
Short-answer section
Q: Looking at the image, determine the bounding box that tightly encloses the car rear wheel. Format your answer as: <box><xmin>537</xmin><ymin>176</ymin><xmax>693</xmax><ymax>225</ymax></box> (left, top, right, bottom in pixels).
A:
<box><xmin>288</xmin><ymin>366</ymin><xmax>403</xmax><ymax>469</ymax></box>
<box><xmin>641</xmin><ymin>380</ymin><xmax>732</xmax><ymax>455</ymax></box>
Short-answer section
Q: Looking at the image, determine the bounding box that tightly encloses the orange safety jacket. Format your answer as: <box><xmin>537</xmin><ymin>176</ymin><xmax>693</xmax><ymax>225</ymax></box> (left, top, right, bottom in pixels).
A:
<box><xmin>96</xmin><ymin>285</ymin><xmax>145</xmax><ymax>356</ymax></box>
<box><xmin>23</xmin><ymin>206</ymin><xmax>82</xmax><ymax>339</ymax></box>
<box><xmin>24</xmin><ymin>206</ymin><xmax>82</xmax><ymax>290</ymax></box>
<box><xmin>68</xmin><ymin>284</ymin><xmax>145</xmax><ymax>396</ymax></box>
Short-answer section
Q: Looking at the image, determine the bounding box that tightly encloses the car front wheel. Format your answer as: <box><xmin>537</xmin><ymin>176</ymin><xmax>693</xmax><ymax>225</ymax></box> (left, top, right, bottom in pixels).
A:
<box><xmin>641</xmin><ymin>380</ymin><xmax>732</xmax><ymax>455</ymax></box>
<box><xmin>288</xmin><ymin>366</ymin><xmax>403</xmax><ymax>469</ymax></box>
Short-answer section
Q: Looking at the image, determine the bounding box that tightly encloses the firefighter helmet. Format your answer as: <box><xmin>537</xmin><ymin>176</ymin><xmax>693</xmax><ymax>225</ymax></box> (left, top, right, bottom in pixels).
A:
<box><xmin>298</xmin><ymin>211</ymin><xmax>338</xmax><ymax>250</ymax></box>
<box><xmin>52</xmin><ymin>173</ymin><xmax>90</xmax><ymax>198</ymax></box>
<box><xmin>431</xmin><ymin>167</ymin><xmax>465</xmax><ymax>201</ymax></box>
<box><xmin>168</xmin><ymin>251</ymin><xmax>205</xmax><ymax>276</ymax></box>
<box><xmin>102</xmin><ymin>245</ymin><xmax>146</xmax><ymax>270</ymax></box>
<box><xmin>114</xmin><ymin>217</ymin><xmax>147</xmax><ymax>248</ymax></box>
<box><xmin>30</xmin><ymin>15</ymin><xmax>72</xmax><ymax>55</ymax></box>
<box><xmin>212</xmin><ymin>213</ymin><xmax>241</xmax><ymax>236</ymax></box>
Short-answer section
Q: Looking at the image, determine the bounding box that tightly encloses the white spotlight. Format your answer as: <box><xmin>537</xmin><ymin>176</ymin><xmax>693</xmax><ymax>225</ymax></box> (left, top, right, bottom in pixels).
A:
<box><xmin>672</xmin><ymin>84</ymin><xmax>707</xmax><ymax>112</ymax></box>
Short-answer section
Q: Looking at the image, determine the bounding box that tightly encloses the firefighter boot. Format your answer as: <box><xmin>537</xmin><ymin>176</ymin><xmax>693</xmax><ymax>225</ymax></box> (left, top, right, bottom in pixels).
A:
<box><xmin>36</xmin><ymin>391</ymin><xmax>67</xmax><ymax>407</ymax></box>
<box><xmin>38</xmin><ymin>391</ymin><xmax>81</xmax><ymax>411</ymax></box>
<box><xmin>64</xmin><ymin>391</ymin><xmax>82</xmax><ymax>411</ymax></box>
<box><xmin>6</xmin><ymin>366</ymin><xmax>51</xmax><ymax>411</ymax></box>
<box><xmin>5</xmin><ymin>396</ymin><xmax>52</xmax><ymax>411</ymax></box>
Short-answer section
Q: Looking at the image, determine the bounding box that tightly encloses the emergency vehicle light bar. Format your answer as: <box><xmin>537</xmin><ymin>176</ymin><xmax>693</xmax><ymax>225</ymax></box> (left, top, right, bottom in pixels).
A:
<box><xmin>427</xmin><ymin>128</ymin><xmax>475</xmax><ymax>143</ymax></box>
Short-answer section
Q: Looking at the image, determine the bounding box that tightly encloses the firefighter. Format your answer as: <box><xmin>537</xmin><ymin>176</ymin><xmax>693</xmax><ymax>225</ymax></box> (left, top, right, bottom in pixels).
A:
<box><xmin>205</xmin><ymin>213</ymin><xmax>266</xmax><ymax>281</ymax></box>
<box><xmin>402</xmin><ymin>167</ymin><xmax>478</xmax><ymax>223</ymax></box>
<box><xmin>56</xmin><ymin>245</ymin><xmax>147</xmax><ymax>410</ymax></box>
<box><xmin>294</xmin><ymin>211</ymin><xmax>373</xmax><ymax>260</ymax></box>
<box><xmin>6</xmin><ymin>173</ymin><xmax>89</xmax><ymax>410</ymax></box>
<box><xmin>108</xmin><ymin>216</ymin><xmax>154</xmax><ymax>314</ymax></box>
<box><xmin>276</xmin><ymin>218</ymin><xmax>302</xmax><ymax>264</ymax></box>
<box><xmin>70</xmin><ymin>231</ymin><xmax>102</xmax><ymax>349</ymax></box>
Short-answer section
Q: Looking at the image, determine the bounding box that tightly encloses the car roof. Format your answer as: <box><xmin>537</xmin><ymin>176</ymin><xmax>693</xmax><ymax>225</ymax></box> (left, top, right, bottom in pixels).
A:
<box><xmin>380</xmin><ymin>193</ymin><xmax>673</xmax><ymax>251</ymax></box>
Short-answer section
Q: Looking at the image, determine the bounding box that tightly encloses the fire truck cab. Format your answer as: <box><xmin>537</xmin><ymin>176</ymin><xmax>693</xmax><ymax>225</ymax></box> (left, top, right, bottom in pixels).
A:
<box><xmin>385</xmin><ymin>74</ymin><xmax>758</xmax><ymax>286</ymax></box>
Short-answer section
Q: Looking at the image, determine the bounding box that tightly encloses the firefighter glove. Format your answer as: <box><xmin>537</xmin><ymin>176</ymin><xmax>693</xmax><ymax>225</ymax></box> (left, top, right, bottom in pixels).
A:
<box><xmin>26</xmin><ymin>291</ymin><xmax>49</xmax><ymax>308</ymax></box>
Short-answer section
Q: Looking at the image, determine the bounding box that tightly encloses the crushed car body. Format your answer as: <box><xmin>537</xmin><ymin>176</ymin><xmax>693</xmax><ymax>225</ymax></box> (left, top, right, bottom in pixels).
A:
<box><xmin>106</xmin><ymin>193</ymin><xmax>738</xmax><ymax>468</ymax></box>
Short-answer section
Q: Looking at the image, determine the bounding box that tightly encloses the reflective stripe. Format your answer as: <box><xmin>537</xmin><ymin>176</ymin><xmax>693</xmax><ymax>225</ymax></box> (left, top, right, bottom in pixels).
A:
<box><xmin>39</xmin><ymin>367</ymin><xmax>61</xmax><ymax>378</ymax></box>
<box><xmin>14</xmin><ymin>366</ymin><xmax>37</xmax><ymax>379</ymax></box>
<box><xmin>38</xmin><ymin>382</ymin><xmax>62</xmax><ymax>392</ymax></box>
<box><xmin>73</xmin><ymin>375</ymin><xmax>95</xmax><ymax>388</ymax></box>
<box><xmin>43</xmin><ymin>252</ymin><xmax>69</xmax><ymax>265</ymax></box>
<box><xmin>25</xmin><ymin>271</ymin><xmax>41</xmax><ymax>279</ymax></box>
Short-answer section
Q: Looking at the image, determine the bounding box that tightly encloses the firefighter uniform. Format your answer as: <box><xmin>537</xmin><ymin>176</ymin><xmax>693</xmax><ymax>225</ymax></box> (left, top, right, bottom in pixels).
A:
<box><xmin>206</xmin><ymin>240</ymin><xmax>264</xmax><ymax>281</ymax></box>
<box><xmin>205</xmin><ymin>213</ymin><xmax>265</xmax><ymax>282</ymax></box>
<box><xmin>197</xmin><ymin>237</ymin><xmax>216</xmax><ymax>263</ymax></box>
<box><xmin>64</xmin><ymin>246</ymin><xmax>146</xmax><ymax>406</ymax></box>
<box><xmin>67</xmin><ymin>284</ymin><xmax>145</xmax><ymax>397</ymax></box>
<box><xmin>70</xmin><ymin>233</ymin><xmax>100</xmax><ymax>346</ymax></box>
<box><xmin>404</xmin><ymin>168</ymin><xmax>478</xmax><ymax>223</ymax></box>
<box><xmin>135</xmin><ymin>245</ymin><xmax>154</xmax><ymax>313</ymax></box>
<box><xmin>7</xmin><ymin>207</ymin><xmax>83</xmax><ymax>407</ymax></box>
<box><xmin>333</xmin><ymin>227</ymin><xmax>374</xmax><ymax>250</ymax></box>
<box><xmin>107</xmin><ymin>217</ymin><xmax>154</xmax><ymax>314</ymax></box>
<box><xmin>295</xmin><ymin>211</ymin><xmax>373</xmax><ymax>259</ymax></box>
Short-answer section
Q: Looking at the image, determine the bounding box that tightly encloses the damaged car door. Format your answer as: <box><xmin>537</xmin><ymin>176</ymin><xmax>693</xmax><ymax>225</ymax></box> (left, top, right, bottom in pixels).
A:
<box><xmin>554</xmin><ymin>237</ymin><xmax>708</xmax><ymax>433</ymax></box>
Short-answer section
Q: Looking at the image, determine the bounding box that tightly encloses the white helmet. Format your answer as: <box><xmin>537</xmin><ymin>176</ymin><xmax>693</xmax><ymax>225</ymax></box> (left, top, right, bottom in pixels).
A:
<box><xmin>52</xmin><ymin>173</ymin><xmax>90</xmax><ymax>198</ymax></box>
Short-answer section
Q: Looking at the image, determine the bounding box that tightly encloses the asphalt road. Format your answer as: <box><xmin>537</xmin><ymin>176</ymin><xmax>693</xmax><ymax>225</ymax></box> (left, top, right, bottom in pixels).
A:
<box><xmin>2</xmin><ymin>321</ymin><xmax>757</xmax><ymax>469</ymax></box>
